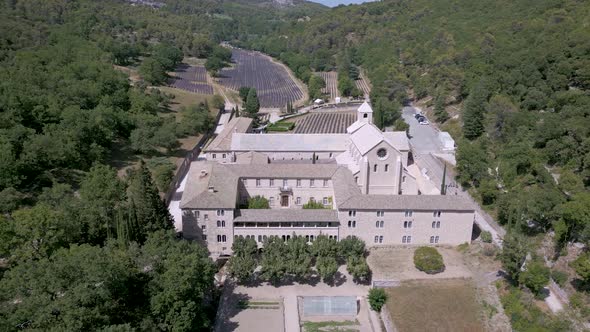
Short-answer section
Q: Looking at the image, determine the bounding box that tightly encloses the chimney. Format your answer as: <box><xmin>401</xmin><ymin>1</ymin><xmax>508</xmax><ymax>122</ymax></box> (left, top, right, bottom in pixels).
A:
<box><xmin>200</xmin><ymin>169</ymin><xmax>208</xmax><ymax>178</ymax></box>
<box><xmin>208</xmin><ymin>186</ymin><xmax>215</xmax><ymax>192</ymax></box>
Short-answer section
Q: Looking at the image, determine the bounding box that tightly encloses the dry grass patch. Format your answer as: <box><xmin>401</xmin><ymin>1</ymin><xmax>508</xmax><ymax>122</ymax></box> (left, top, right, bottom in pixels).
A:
<box><xmin>385</xmin><ymin>279</ymin><xmax>484</xmax><ymax>332</ymax></box>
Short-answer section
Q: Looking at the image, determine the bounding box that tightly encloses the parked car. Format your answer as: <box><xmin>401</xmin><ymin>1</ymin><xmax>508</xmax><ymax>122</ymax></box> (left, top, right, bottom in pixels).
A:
<box><xmin>419</xmin><ymin>119</ymin><xmax>429</xmax><ymax>125</ymax></box>
<box><xmin>414</xmin><ymin>113</ymin><xmax>422</xmax><ymax>119</ymax></box>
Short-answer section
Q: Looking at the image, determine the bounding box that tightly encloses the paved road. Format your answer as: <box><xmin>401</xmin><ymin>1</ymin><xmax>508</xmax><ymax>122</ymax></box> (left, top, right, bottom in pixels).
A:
<box><xmin>402</xmin><ymin>106</ymin><xmax>443</xmax><ymax>154</ymax></box>
<box><xmin>401</xmin><ymin>105</ymin><xmax>506</xmax><ymax>243</ymax></box>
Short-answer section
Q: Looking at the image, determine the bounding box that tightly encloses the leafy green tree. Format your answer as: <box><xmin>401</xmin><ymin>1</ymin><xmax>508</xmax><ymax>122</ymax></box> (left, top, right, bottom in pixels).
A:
<box><xmin>248</xmin><ymin>195</ymin><xmax>270</xmax><ymax>209</ymax></box>
<box><xmin>310</xmin><ymin>235</ymin><xmax>339</xmax><ymax>258</ymax></box>
<box><xmin>285</xmin><ymin>235</ymin><xmax>313</xmax><ymax>278</ymax></box>
<box><xmin>139</xmin><ymin>58</ymin><xmax>167</xmax><ymax>85</ymax></box>
<box><xmin>260</xmin><ymin>236</ymin><xmax>287</xmax><ymax>284</ymax></box>
<box><xmin>177</xmin><ymin>103</ymin><xmax>213</xmax><ymax>136</ymax></box>
<box><xmin>228</xmin><ymin>237</ymin><xmax>258</xmax><ymax>283</ymax></box>
<box><xmin>316</xmin><ymin>256</ymin><xmax>338</xmax><ymax>282</ymax></box>
<box><xmin>570</xmin><ymin>252</ymin><xmax>590</xmax><ymax>284</ymax></box>
<box><xmin>519</xmin><ymin>260</ymin><xmax>550</xmax><ymax>295</ymax></box>
<box><xmin>141</xmin><ymin>231</ymin><xmax>217</xmax><ymax>331</ymax></box>
<box><xmin>347</xmin><ymin>256</ymin><xmax>370</xmax><ymax>282</ymax></box>
<box><xmin>308</xmin><ymin>75</ymin><xmax>326</xmax><ymax>101</ymax></box>
<box><xmin>10</xmin><ymin>203</ymin><xmax>81</xmax><ymax>260</ymax></box>
<box><xmin>368</xmin><ymin>288</ymin><xmax>388</xmax><ymax>311</ymax></box>
<box><xmin>0</xmin><ymin>187</ymin><xmax>25</xmax><ymax>213</ymax></box>
<box><xmin>456</xmin><ymin>140</ymin><xmax>488</xmax><ymax>186</ymax></box>
<box><xmin>152</xmin><ymin>43</ymin><xmax>183</xmax><ymax>70</ymax></box>
<box><xmin>339</xmin><ymin>236</ymin><xmax>365</xmax><ymax>258</ymax></box>
<box><xmin>126</xmin><ymin>161</ymin><xmax>173</xmax><ymax>243</ymax></box>
<box><xmin>0</xmin><ymin>244</ymin><xmax>143</xmax><ymax>331</ymax></box>
<box><xmin>245</xmin><ymin>88</ymin><xmax>260</xmax><ymax>117</ymax></box>
<box><xmin>500</xmin><ymin>232</ymin><xmax>529</xmax><ymax>280</ymax></box>
<box><xmin>557</xmin><ymin>192</ymin><xmax>590</xmax><ymax>244</ymax></box>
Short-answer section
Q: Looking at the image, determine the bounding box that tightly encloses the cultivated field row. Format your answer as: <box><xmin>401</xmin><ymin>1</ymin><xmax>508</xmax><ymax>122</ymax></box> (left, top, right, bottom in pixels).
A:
<box><xmin>317</xmin><ymin>71</ymin><xmax>339</xmax><ymax>101</ymax></box>
<box><xmin>355</xmin><ymin>77</ymin><xmax>371</xmax><ymax>97</ymax></box>
<box><xmin>169</xmin><ymin>64</ymin><xmax>214</xmax><ymax>95</ymax></box>
<box><xmin>219</xmin><ymin>49</ymin><xmax>304</xmax><ymax>108</ymax></box>
<box><xmin>293</xmin><ymin>112</ymin><xmax>356</xmax><ymax>134</ymax></box>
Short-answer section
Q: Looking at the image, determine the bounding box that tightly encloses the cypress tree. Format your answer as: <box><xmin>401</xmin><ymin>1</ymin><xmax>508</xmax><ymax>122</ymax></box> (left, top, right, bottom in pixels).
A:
<box><xmin>463</xmin><ymin>83</ymin><xmax>489</xmax><ymax>140</ymax></box>
<box><xmin>127</xmin><ymin>161</ymin><xmax>173</xmax><ymax>243</ymax></box>
<box><xmin>245</xmin><ymin>88</ymin><xmax>260</xmax><ymax>117</ymax></box>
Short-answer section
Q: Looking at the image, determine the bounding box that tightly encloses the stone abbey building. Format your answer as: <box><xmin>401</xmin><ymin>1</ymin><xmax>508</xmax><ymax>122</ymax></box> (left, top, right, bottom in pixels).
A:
<box><xmin>180</xmin><ymin>102</ymin><xmax>474</xmax><ymax>257</ymax></box>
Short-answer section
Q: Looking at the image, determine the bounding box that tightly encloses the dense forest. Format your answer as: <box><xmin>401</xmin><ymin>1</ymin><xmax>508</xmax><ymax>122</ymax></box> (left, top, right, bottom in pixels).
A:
<box><xmin>1</xmin><ymin>0</ymin><xmax>590</xmax><ymax>330</ymax></box>
<box><xmin>0</xmin><ymin>0</ymin><xmax>326</xmax><ymax>330</ymax></box>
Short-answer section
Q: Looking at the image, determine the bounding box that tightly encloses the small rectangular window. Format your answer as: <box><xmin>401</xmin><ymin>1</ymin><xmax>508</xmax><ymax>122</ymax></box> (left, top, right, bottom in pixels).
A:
<box><xmin>269</xmin><ymin>197</ymin><xmax>275</xmax><ymax>206</ymax></box>
<box><xmin>283</xmin><ymin>179</ymin><xmax>288</xmax><ymax>187</ymax></box>
<box><xmin>201</xmin><ymin>225</ymin><xmax>206</xmax><ymax>231</ymax></box>
<box><xmin>374</xmin><ymin>236</ymin><xmax>379</xmax><ymax>243</ymax></box>
<box><xmin>379</xmin><ymin>236</ymin><xmax>383</xmax><ymax>243</ymax></box>
<box><xmin>385</xmin><ymin>164</ymin><xmax>389</xmax><ymax>172</ymax></box>
<box><xmin>256</xmin><ymin>179</ymin><xmax>261</xmax><ymax>187</ymax></box>
<box><xmin>296</xmin><ymin>197</ymin><xmax>301</xmax><ymax>205</ymax></box>
<box><xmin>204</xmin><ymin>214</ymin><xmax>209</xmax><ymax>221</ymax></box>
<box><xmin>202</xmin><ymin>235</ymin><xmax>207</xmax><ymax>241</ymax></box>
<box><xmin>323</xmin><ymin>179</ymin><xmax>328</xmax><ymax>187</ymax></box>
<box><xmin>212</xmin><ymin>154</ymin><xmax>216</xmax><ymax>159</ymax></box>
<box><xmin>222</xmin><ymin>153</ymin><xmax>226</xmax><ymax>159</ymax></box>
<box><xmin>310</xmin><ymin>179</ymin><xmax>315</xmax><ymax>187</ymax></box>
<box><xmin>323</xmin><ymin>197</ymin><xmax>329</xmax><ymax>205</ymax></box>
<box><xmin>373</xmin><ymin>164</ymin><xmax>378</xmax><ymax>172</ymax></box>
<box><xmin>270</xmin><ymin>179</ymin><xmax>274</xmax><ymax>186</ymax></box>
<box><xmin>296</xmin><ymin>179</ymin><xmax>301</xmax><ymax>187</ymax></box>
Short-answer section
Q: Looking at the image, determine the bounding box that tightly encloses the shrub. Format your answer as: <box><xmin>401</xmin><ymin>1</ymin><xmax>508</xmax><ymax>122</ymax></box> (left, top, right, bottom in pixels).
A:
<box><xmin>571</xmin><ymin>252</ymin><xmax>590</xmax><ymax>283</ymax></box>
<box><xmin>302</xmin><ymin>199</ymin><xmax>326</xmax><ymax>209</ymax></box>
<box><xmin>480</xmin><ymin>230</ymin><xmax>493</xmax><ymax>243</ymax></box>
<box><xmin>518</xmin><ymin>260</ymin><xmax>550</xmax><ymax>296</ymax></box>
<box><xmin>248</xmin><ymin>195</ymin><xmax>270</xmax><ymax>209</ymax></box>
<box><xmin>550</xmin><ymin>269</ymin><xmax>568</xmax><ymax>287</ymax></box>
<box><xmin>413</xmin><ymin>247</ymin><xmax>445</xmax><ymax>274</ymax></box>
<box><xmin>368</xmin><ymin>288</ymin><xmax>388</xmax><ymax>311</ymax></box>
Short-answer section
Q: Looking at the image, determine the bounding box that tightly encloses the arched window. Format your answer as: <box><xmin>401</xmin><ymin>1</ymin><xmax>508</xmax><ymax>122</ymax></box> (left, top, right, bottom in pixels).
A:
<box><xmin>407</xmin><ymin>236</ymin><xmax>412</xmax><ymax>243</ymax></box>
<box><xmin>217</xmin><ymin>220</ymin><xmax>221</xmax><ymax>227</ymax></box>
<box><xmin>436</xmin><ymin>221</ymin><xmax>441</xmax><ymax>228</ymax></box>
<box><xmin>375</xmin><ymin>221</ymin><xmax>380</xmax><ymax>228</ymax></box>
<box><xmin>222</xmin><ymin>235</ymin><xmax>227</xmax><ymax>242</ymax></box>
<box><xmin>430</xmin><ymin>236</ymin><xmax>435</xmax><ymax>243</ymax></box>
<box><xmin>380</xmin><ymin>220</ymin><xmax>384</xmax><ymax>228</ymax></box>
<box><xmin>222</xmin><ymin>220</ymin><xmax>226</xmax><ymax>227</ymax></box>
<box><xmin>373</xmin><ymin>164</ymin><xmax>378</xmax><ymax>172</ymax></box>
<box><xmin>363</xmin><ymin>113</ymin><xmax>368</xmax><ymax>118</ymax></box>
<box><xmin>217</xmin><ymin>235</ymin><xmax>221</xmax><ymax>242</ymax></box>
<box><xmin>432</xmin><ymin>221</ymin><xmax>436</xmax><ymax>228</ymax></box>
<box><xmin>435</xmin><ymin>236</ymin><xmax>439</xmax><ymax>243</ymax></box>
<box><xmin>402</xmin><ymin>236</ymin><xmax>407</xmax><ymax>244</ymax></box>
<box><xmin>374</xmin><ymin>236</ymin><xmax>379</xmax><ymax>243</ymax></box>
<box><xmin>258</xmin><ymin>235</ymin><xmax>262</xmax><ymax>242</ymax></box>
<box><xmin>352</xmin><ymin>220</ymin><xmax>356</xmax><ymax>228</ymax></box>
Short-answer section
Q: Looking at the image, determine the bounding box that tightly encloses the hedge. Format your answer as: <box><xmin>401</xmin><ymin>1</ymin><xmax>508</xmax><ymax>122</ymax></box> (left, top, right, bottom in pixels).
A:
<box><xmin>414</xmin><ymin>246</ymin><xmax>445</xmax><ymax>274</ymax></box>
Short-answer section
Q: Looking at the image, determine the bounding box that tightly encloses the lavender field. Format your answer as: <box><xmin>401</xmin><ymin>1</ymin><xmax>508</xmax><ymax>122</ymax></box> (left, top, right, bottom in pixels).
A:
<box><xmin>169</xmin><ymin>64</ymin><xmax>213</xmax><ymax>95</ymax></box>
<box><xmin>219</xmin><ymin>49</ymin><xmax>304</xmax><ymax>108</ymax></box>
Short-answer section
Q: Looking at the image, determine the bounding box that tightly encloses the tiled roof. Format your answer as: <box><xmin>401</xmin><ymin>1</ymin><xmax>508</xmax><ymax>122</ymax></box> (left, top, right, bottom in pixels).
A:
<box><xmin>234</xmin><ymin>209</ymin><xmax>339</xmax><ymax>222</ymax></box>
<box><xmin>231</xmin><ymin>133</ymin><xmax>348</xmax><ymax>152</ymax></box>
<box><xmin>337</xmin><ymin>194</ymin><xmax>475</xmax><ymax>211</ymax></box>
<box><xmin>206</xmin><ymin>117</ymin><xmax>253</xmax><ymax>151</ymax></box>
